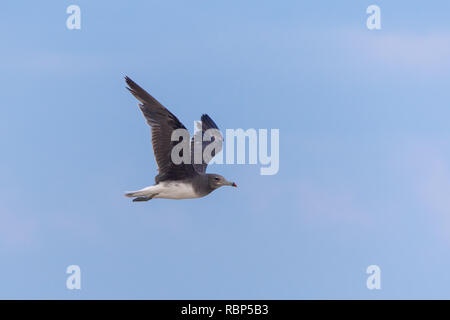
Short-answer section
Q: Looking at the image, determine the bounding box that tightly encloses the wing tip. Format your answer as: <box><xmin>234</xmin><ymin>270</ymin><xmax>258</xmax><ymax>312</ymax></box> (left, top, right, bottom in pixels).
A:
<box><xmin>201</xmin><ymin>114</ymin><xmax>219</xmax><ymax>129</ymax></box>
<box><xmin>124</xmin><ymin>76</ymin><xmax>148</xmax><ymax>103</ymax></box>
<box><xmin>124</xmin><ymin>75</ymin><xmax>135</xmax><ymax>88</ymax></box>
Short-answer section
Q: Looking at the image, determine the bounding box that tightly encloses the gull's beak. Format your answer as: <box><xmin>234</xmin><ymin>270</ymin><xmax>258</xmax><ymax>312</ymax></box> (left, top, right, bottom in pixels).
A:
<box><xmin>225</xmin><ymin>180</ymin><xmax>237</xmax><ymax>187</ymax></box>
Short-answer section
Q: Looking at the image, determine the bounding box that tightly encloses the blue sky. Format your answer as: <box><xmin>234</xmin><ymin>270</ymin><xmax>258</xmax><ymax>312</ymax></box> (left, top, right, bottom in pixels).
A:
<box><xmin>1</xmin><ymin>0</ymin><xmax>450</xmax><ymax>299</ymax></box>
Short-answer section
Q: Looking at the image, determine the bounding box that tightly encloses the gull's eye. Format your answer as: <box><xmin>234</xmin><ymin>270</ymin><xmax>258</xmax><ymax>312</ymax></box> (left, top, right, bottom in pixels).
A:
<box><xmin>214</xmin><ymin>177</ymin><xmax>219</xmax><ymax>181</ymax></box>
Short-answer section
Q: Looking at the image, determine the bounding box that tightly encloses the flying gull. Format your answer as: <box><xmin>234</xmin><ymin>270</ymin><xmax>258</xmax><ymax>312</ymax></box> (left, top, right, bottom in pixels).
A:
<box><xmin>124</xmin><ymin>76</ymin><xmax>237</xmax><ymax>201</ymax></box>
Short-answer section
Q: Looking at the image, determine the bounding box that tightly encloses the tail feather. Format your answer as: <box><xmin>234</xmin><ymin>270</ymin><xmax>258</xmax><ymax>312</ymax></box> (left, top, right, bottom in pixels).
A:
<box><xmin>133</xmin><ymin>196</ymin><xmax>153</xmax><ymax>202</ymax></box>
<box><xmin>124</xmin><ymin>189</ymin><xmax>150</xmax><ymax>198</ymax></box>
<box><xmin>125</xmin><ymin>191</ymin><xmax>140</xmax><ymax>198</ymax></box>
<box><xmin>125</xmin><ymin>186</ymin><xmax>158</xmax><ymax>201</ymax></box>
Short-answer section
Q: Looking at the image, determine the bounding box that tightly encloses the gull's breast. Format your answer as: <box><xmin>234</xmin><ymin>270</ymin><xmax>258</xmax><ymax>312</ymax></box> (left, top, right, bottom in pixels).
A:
<box><xmin>155</xmin><ymin>181</ymin><xmax>200</xmax><ymax>199</ymax></box>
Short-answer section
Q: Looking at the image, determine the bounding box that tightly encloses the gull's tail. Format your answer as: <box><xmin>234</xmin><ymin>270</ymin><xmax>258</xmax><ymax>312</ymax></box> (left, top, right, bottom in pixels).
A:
<box><xmin>124</xmin><ymin>189</ymin><xmax>148</xmax><ymax>198</ymax></box>
<box><xmin>124</xmin><ymin>186</ymin><xmax>158</xmax><ymax>201</ymax></box>
<box><xmin>124</xmin><ymin>191</ymin><xmax>139</xmax><ymax>198</ymax></box>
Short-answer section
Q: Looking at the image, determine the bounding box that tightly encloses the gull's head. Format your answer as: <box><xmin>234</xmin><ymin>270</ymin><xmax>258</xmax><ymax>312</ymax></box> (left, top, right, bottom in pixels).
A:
<box><xmin>207</xmin><ymin>174</ymin><xmax>237</xmax><ymax>190</ymax></box>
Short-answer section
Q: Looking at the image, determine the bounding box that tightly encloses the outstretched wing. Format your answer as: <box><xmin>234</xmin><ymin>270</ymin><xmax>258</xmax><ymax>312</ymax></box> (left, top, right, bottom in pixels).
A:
<box><xmin>190</xmin><ymin>114</ymin><xmax>223</xmax><ymax>173</ymax></box>
<box><xmin>125</xmin><ymin>76</ymin><xmax>196</xmax><ymax>182</ymax></box>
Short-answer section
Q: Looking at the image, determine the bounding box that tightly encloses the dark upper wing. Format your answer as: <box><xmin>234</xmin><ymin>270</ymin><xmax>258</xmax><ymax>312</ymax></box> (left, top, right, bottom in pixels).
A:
<box><xmin>190</xmin><ymin>114</ymin><xmax>223</xmax><ymax>173</ymax></box>
<box><xmin>125</xmin><ymin>76</ymin><xmax>196</xmax><ymax>182</ymax></box>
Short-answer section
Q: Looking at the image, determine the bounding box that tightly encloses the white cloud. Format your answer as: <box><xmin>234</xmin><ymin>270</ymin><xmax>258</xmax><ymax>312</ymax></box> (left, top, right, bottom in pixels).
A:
<box><xmin>349</xmin><ymin>31</ymin><xmax>450</xmax><ymax>74</ymax></box>
<box><xmin>0</xmin><ymin>209</ymin><xmax>39</xmax><ymax>250</ymax></box>
<box><xmin>394</xmin><ymin>138</ymin><xmax>450</xmax><ymax>242</ymax></box>
<box><xmin>295</xmin><ymin>181</ymin><xmax>373</xmax><ymax>227</ymax></box>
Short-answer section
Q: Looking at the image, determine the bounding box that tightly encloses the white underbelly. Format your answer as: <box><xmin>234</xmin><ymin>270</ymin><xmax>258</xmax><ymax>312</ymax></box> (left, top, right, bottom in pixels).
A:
<box><xmin>153</xmin><ymin>181</ymin><xmax>199</xmax><ymax>199</ymax></box>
